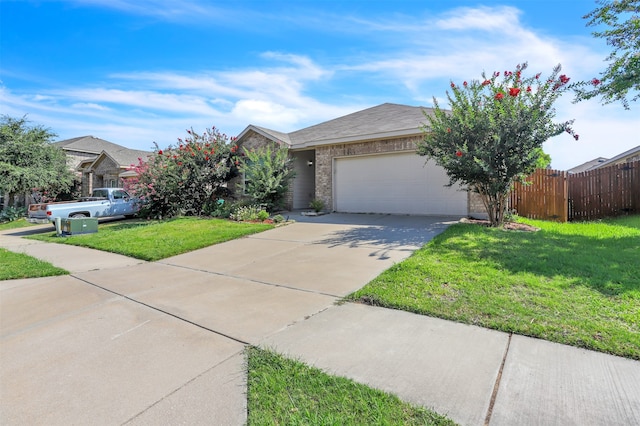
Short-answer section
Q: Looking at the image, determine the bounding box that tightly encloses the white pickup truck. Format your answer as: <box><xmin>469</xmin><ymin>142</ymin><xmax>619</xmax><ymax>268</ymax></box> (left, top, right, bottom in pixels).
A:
<box><xmin>28</xmin><ymin>188</ymin><xmax>139</xmax><ymax>223</ymax></box>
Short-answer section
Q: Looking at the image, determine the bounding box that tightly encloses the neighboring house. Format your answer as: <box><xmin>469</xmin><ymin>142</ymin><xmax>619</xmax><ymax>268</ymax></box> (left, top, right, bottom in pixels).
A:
<box><xmin>567</xmin><ymin>157</ymin><xmax>608</xmax><ymax>174</ymax></box>
<box><xmin>235</xmin><ymin>103</ymin><xmax>486</xmax><ymax>217</ymax></box>
<box><xmin>54</xmin><ymin>136</ymin><xmax>151</xmax><ymax>195</ymax></box>
<box><xmin>568</xmin><ymin>145</ymin><xmax>640</xmax><ymax>174</ymax></box>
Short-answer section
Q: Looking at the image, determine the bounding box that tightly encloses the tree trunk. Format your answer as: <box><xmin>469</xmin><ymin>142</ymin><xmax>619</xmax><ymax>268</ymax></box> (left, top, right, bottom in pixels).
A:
<box><xmin>477</xmin><ymin>187</ymin><xmax>509</xmax><ymax>227</ymax></box>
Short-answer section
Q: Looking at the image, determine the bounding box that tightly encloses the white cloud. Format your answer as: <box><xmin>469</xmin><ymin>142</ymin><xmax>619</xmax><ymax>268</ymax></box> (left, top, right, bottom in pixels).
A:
<box><xmin>434</xmin><ymin>6</ymin><xmax>523</xmax><ymax>32</ymax></box>
<box><xmin>71</xmin><ymin>0</ymin><xmax>229</xmax><ymax>21</ymax></box>
<box><xmin>2</xmin><ymin>4</ymin><xmax>637</xmax><ymax>167</ymax></box>
<box><xmin>71</xmin><ymin>102</ymin><xmax>111</xmax><ymax>111</ymax></box>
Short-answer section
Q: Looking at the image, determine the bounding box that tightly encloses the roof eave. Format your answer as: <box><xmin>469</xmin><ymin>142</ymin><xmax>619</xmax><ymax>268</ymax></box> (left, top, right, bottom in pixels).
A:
<box><xmin>590</xmin><ymin>145</ymin><xmax>640</xmax><ymax>169</ymax></box>
<box><xmin>236</xmin><ymin>125</ymin><xmax>292</xmax><ymax>146</ymax></box>
<box><xmin>291</xmin><ymin>128</ymin><xmax>424</xmax><ymax>149</ymax></box>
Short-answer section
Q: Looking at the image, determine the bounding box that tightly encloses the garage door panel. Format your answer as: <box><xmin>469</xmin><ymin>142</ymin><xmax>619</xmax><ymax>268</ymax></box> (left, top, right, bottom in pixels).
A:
<box><xmin>334</xmin><ymin>152</ymin><xmax>466</xmax><ymax>215</ymax></box>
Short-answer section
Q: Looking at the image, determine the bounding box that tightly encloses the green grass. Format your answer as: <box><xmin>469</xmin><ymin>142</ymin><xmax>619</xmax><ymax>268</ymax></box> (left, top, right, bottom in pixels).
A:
<box><xmin>0</xmin><ymin>248</ymin><xmax>69</xmax><ymax>280</ymax></box>
<box><xmin>27</xmin><ymin>217</ymin><xmax>274</xmax><ymax>261</ymax></box>
<box><xmin>348</xmin><ymin>216</ymin><xmax>640</xmax><ymax>360</ymax></box>
<box><xmin>0</xmin><ymin>218</ymin><xmax>39</xmax><ymax>231</ymax></box>
<box><xmin>247</xmin><ymin>347</ymin><xmax>456</xmax><ymax>426</ymax></box>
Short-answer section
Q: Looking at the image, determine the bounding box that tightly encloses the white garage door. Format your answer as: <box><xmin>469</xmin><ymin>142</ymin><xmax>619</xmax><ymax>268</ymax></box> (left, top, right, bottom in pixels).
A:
<box><xmin>334</xmin><ymin>152</ymin><xmax>467</xmax><ymax>215</ymax></box>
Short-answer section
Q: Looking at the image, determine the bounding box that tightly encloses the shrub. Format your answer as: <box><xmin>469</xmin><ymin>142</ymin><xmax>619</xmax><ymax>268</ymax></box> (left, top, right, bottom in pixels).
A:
<box><xmin>309</xmin><ymin>198</ymin><xmax>325</xmax><ymax>212</ymax></box>
<box><xmin>0</xmin><ymin>206</ymin><xmax>26</xmax><ymax>223</ymax></box>
<box><xmin>272</xmin><ymin>214</ymin><xmax>285</xmax><ymax>224</ymax></box>
<box><xmin>257</xmin><ymin>210</ymin><xmax>270</xmax><ymax>221</ymax></box>
<box><xmin>125</xmin><ymin>126</ymin><xmax>242</xmax><ymax>219</ymax></box>
<box><xmin>239</xmin><ymin>144</ymin><xmax>295</xmax><ymax>212</ymax></box>
<box><xmin>230</xmin><ymin>204</ymin><xmax>264</xmax><ymax>222</ymax></box>
<box><xmin>204</xmin><ymin>199</ymin><xmax>235</xmax><ymax>218</ymax></box>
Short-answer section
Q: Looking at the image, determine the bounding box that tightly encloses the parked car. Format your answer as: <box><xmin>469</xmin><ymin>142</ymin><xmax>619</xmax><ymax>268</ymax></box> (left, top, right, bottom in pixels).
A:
<box><xmin>27</xmin><ymin>188</ymin><xmax>139</xmax><ymax>223</ymax></box>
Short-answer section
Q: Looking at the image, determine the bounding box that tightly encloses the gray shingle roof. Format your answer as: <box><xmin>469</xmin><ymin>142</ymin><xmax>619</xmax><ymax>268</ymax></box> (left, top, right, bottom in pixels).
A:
<box><xmin>54</xmin><ymin>135</ymin><xmax>129</xmax><ymax>155</ymax></box>
<box><xmin>108</xmin><ymin>148</ymin><xmax>153</xmax><ymax>168</ymax></box>
<box><xmin>237</xmin><ymin>103</ymin><xmax>435</xmax><ymax>149</ymax></box>
<box><xmin>590</xmin><ymin>145</ymin><xmax>640</xmax><ymax>170</ymax></box>
<box><xmin>54</xmin><ymin>135</ymin><xmax>152</xmax><ymax>167</ymax></box>
<box><xmin>288</xmin><ymin>103</ymin><xmax>434</xmax><ymax>147</ymax></box>
<box><xmin>252</xmin><ymin>126</ymin><xmax>292</xmax><ymax>145</ymax></box>
<box><xmin>567</xmin><ymin>157</ymin><xmax>608</xmax><ymax>174</ymax></box>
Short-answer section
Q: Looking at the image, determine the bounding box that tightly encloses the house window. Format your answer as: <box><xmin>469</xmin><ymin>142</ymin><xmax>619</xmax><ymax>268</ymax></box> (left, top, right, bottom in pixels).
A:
<box><xmin>243</xmin><ymin>171</ymin><xmax>251</xmax><ymax>195</ymax></box>
<box><xmin>109</xmin><ymin>179</ymin><xmax>116</xmax><ymax>188</ymax></box>
<box><xmin>242</xmin><ymin>159</ymin><xmax>254</xmax><ymax>195</ymax></box>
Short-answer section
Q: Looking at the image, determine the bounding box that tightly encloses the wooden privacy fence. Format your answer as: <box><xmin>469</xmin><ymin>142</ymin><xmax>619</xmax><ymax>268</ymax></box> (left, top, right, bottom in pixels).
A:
<box><xmin>509</xmin><ymin>160</ymin><xmax>640</xmax><ymax>222</ymax></box>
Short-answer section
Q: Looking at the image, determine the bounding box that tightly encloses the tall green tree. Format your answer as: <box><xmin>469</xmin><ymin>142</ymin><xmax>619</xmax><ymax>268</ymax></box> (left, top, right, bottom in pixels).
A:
<box><xmin>239</xmin><ymin>144</ymin><xmax>295</xmax><ymax>212</ymax></box>
<box><xmin>0</xmin><ymin>116</ymin><xmax>74</xmax><ymax>207</ymax></box>
<box><xmin>417</xmin><ymin>63</ymin><xmax>577</xmax><ymax>227</ymax></box>
<box><xmin>572</xmin><ymin>0</ymin><xmax>640</xmax><ymax>109</ymax></box>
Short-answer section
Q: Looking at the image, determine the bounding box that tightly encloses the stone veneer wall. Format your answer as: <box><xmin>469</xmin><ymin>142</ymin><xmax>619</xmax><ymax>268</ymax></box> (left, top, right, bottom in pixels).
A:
<box><xmin>467</xmin><ymin>191</ymin><xmax>488</xmax><ymax>218</ymax></box>
<box><xmin>64</xmin><ymin>150</ymin><xmax>97</xmax><ymax>195</ymax></box>
<box><xmin>63</xmin><ymin>150</ymin><xmax>96</xmax><ymax>170</ymax></box>
<box><xmin>92</xmin><ymin>156</ymin><xmax>120</xmax><ymax>188</ymax></box>
<box><xmin>314</xmin><ymin>136</ymin><xmax>421</xmax><ymax>211</ymax></box>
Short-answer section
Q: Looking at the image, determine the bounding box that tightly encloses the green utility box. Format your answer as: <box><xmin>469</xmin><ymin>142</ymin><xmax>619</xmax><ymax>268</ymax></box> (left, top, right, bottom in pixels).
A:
<box><xmin>61</xmin><ymin>218</ymin><xmax>98</xmax><ymax>236</ymax></box>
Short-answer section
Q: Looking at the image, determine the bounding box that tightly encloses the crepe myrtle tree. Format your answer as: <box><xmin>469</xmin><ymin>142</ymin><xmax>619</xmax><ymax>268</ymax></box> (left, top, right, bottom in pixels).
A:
<box><xmin>125</xmin><ymin>126</ymin><xmax>242</xmax><ymax>219</ymax></box>
<box><xmin>417</xmin><ymin>63</ymin><xmax>578</xmax><ymax>227</ymax></box>
<box><xmin>572</xmin><ymin>0</ymin><xmax>639</xmax><ymax>109</ymax></box>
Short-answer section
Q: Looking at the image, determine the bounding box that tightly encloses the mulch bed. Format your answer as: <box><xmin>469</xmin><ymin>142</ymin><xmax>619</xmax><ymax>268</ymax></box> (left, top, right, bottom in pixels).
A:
<box><xmin>461</xmin><ymin>217</ymin><xmax>540</xmax><ymax>232</ymax></box>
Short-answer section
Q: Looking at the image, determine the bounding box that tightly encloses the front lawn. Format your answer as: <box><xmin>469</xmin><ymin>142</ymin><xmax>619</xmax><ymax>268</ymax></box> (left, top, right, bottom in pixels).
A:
<box><xmin>0</xmin><ymin>248</ymin><xmax>69</xmax><ymax>280</ymax></box>
<box><xmin>247</xmin><ymin>347</ymin><xmax>456</xmax><ymax>425</ymax></box>
<box><xmin>27</xmin><ymin>217</ymin><xmax>274</xmax><ymax>261</ymax></box>
<box><xmin>348</xmin><ymin>216</ymin><xmax>640</xmax><ymax>360</ymax></box>
<box><xmin>0</xmin><ymin>218</ymin><xmax>38</xmax><ymax>231</ymax></box>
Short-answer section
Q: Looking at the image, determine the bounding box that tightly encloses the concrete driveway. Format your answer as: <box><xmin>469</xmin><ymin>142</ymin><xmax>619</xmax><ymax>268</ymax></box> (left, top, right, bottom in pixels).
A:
<box><xmin>1</xmin><ymin>214</ymin><xmax>457</xmax><ymax>425</ymax></box>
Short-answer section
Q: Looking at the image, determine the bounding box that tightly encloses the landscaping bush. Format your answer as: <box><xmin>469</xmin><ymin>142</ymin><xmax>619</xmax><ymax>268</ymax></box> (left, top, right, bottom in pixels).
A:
<box><xmin>0</xmin><ymin>206</ymin><xmax>26</xmax><ymax>223</ymax></box>
<box><xmin>230</xmin><ymin>204</ymin><xmax>265</xmax><ymax>222</ymax></box>
<box><xmin>239</xmin><ymin>144</ymin><xmax>295</xmax><ymax>212</ymax></box>
<box><xmin>204</xmin><ymin>199</ymin><xmax>235</xmax><ymax>219</ymax></box>
<box><xmin>257</xmin><ymin>210</ymin><xmax>270</xmax><ymax>221</ymax></box>
<box><xmin>309</xmin><ymin>198</ymin><xmax>324</xmax><ymax>212</ymax></box>
<box><xmin>124</xmin><ymin>126</ymin><xmax>242</xmax><ymax>219</ymax></box>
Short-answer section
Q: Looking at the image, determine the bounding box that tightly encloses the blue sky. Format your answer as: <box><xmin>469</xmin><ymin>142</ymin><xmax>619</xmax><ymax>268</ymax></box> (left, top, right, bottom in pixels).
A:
<box><xmin>1</xmin><ymin>0</ymin><xmax>638</xmax><ymax>170</ymax></box>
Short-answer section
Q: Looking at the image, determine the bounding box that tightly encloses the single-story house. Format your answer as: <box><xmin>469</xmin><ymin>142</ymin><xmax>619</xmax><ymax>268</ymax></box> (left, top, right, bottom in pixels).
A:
<box><xmin>54</xmin><ymin>136</ymin><xmax>151</xmax><ymax>195</ymax></box>
<box><xmin>568</xmin><ymin>145</ymin><xmax>640</xmax><ymax>174</ymax></box>
<box><xmin>567</xmin><ymin>157</ymin><xmax>608</xmax><ymax>174</ymax></box>
<box><xmin>236</xmin><ymin>103</ymin><xmax>485</xmax><ymax>217</ymax></box>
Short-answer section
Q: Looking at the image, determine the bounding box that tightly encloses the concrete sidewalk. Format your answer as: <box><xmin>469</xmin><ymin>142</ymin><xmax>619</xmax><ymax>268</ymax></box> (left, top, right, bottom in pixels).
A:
<box><xmin>261</xmin><ymin>303</ymin><xmax>640</xmax><ymax>426</ymax></box>
<box><xmin>1</xmin><ymin>215</ymin><xmax>639</xmax><ymax>425</ymax></box>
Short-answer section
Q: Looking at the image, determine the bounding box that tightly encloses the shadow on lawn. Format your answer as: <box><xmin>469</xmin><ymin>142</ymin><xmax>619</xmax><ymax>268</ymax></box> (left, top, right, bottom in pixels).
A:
<box><xmin>449</xmin><ymin>223</ymin><xmax>640</xmax><ymax>296</ymax></box>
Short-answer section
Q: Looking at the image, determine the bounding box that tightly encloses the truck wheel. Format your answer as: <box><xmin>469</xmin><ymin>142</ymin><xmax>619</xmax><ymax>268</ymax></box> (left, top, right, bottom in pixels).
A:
<box><xmin>71</xmin><ymin>213</ymin><xmax>88</xmax><ymax>218</ymax></box>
